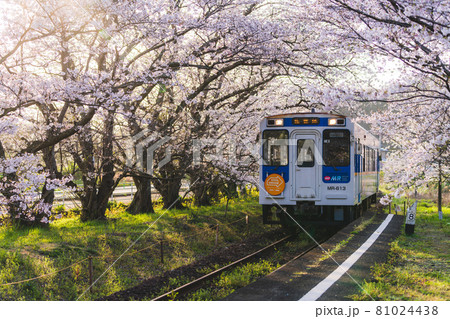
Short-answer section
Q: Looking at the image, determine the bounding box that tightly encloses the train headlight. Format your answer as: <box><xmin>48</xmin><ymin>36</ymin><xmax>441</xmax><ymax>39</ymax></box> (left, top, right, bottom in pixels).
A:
<box><xmin>267</xmin><ymin>118</ymin><xmax>284</xmax><ymax>126</ymax></box>
<box><xmin>328</xmin><ymin>118</ymin><xmax>345</xmax><ymax>126</ymax></box>
<box><xmin>275</xmin><ymin>119</ymin><xmax>284</xmax><ymax>126</ymax></box>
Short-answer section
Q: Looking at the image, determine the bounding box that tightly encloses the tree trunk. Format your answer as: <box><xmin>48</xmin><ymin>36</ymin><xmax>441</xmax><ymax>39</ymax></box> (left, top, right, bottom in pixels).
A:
<box><xmin>79</xmin><ymin>173</ymin><xmax>114</xmax><ymax>221</ymax></box>
<box><xmin>153</xmin><ymin>177</ymin><xmax>184</xmax><ymax>209</ymax></box>
<box><xmin>239</xmin><ymin>184</ymin><xmax>248</xmax><ymax>197</ymax></box>
<box><xmin>189</xmin><ymin>169</ymin><xmax>220</xmax><ymax>207</ymax></box>
<box><xmin>193</xmin><ymin>184</ymin><xmax>211</xmax><ymax>207</ymax></box>
<box><xmin>128</xmin><ymin>176</ymin><xmax>155</xmax><ymax>214</ymax></box>
<box><xmin>438</xmin><ymin>160</ymin><xmax>442</xmax><ymax>219</ymax></box>
<box><xmin>80</xmin><ymin>186</ymin><xmax>101</xmax><ymax>221</ymax></box>
<box><xmin>92</xmin><ymin>112</ymin><xmax>116</xmax><ymax>220</ymax></box>
<box><xmin>41</xmin><ymin>147</ymin><xmax>58</xmax><ymax>207</ymax></box>
<box><xmin>76</xmin><ymin>113</ymin><xmax>117</xmax><ymax>221</ymax></box>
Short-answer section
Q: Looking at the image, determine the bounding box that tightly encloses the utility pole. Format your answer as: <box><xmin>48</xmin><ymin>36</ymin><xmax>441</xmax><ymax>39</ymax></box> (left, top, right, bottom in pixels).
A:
<box><xmin>438</xmin><ymin>160</ymin><xmax>443</xmax><ymax>220</ymax></box>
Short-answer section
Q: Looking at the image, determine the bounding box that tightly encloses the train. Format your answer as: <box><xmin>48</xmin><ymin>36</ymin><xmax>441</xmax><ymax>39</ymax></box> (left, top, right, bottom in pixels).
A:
<box><xmin>259</xmin><ymin>111</ymin><xmax>380</xmax><ymax>226</ymax></box>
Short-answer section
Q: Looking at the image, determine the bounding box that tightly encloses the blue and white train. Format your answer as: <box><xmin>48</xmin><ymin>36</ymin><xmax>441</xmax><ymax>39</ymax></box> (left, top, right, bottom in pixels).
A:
<box><xmin>259</xmin><ymin>112</ymin><xmax>380</xmax><ymax>226</ymax></box>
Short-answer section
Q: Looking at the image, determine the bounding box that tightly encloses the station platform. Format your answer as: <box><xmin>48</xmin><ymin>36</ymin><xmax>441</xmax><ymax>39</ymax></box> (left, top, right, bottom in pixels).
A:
<box><xmin>224</xmin><ymin>212</ymin><xmax>404</xmax><ymax>301</ymax></box>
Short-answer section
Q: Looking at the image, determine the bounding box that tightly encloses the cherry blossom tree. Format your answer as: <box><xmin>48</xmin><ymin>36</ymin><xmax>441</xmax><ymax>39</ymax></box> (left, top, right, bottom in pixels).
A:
<box><xmin>0</xmin><ymin>0</ymin><xmax>96</xmax><ymax>224</ymax></box>
<box><xmin>325</xmin><ymin>0</ymin><xmax>450</xmax><ymax>206</ymax></box>
<box><xmin>0</xmin><ymin>0</ymin><xmax>397</xmax><ymax>223</ymax></box>
<box><xmin>115</xmin><ymin>0</ymin><xmax>354</xmax><ymax>209</ymax></box>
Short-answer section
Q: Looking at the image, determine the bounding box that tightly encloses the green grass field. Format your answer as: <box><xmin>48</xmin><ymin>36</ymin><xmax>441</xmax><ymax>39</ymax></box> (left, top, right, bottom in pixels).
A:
<box><xmin>352</xmin><ymin>200</ymin><xmax>450</xmax><ymax>301</ymax></box>
<box><xmin>1</xmin><ymin>192</ymin><xmax>448</xmax><ymax>301</ymax></box>
<box><xmin>0</xmin><ymin>195</ymin><xmax>274</xmax><ymax>301</ymax></box>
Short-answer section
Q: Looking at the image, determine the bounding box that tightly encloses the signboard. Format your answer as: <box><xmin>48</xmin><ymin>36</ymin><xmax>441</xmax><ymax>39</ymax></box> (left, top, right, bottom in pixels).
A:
<box><xmin>264</xmin><ymin>174</ymin><xmax>285</xmax><ymax>196</ymax></box>
<box><xmin>405</xmin><ymin>201</ymin><xmax>418</xmax><ymax>235</ymax></box>
<box><xmin>405</xmin><ymin>201</ymin><xmax>418</xmax><ymax>225</ymax></box>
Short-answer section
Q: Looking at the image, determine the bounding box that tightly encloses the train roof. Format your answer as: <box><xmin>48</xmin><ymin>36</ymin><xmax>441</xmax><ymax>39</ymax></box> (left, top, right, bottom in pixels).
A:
<box><xmin>265</xmin><ymin>112</ymin><xmax>346</xmax><ymax>119</ymax></box>
<box><xmin>262</xmin><ymin>112</ymin><xmax>380</xmax><ymax>148</ymax></box>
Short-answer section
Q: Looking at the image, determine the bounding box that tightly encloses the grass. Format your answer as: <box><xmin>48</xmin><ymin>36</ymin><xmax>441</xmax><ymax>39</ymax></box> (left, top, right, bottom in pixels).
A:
<box><xmin>0</xmin><ymin>194</ymin><xmax>276</xmax><ymax>301</ymax></box>
<box><xmin>182</xmin><ymin>236</ymin><xmax>317</xmax><ymax>301</ymax></box>
<box><xmin>3</xmin><ymin>189</ymin><xmax>448</xmax><ymax>301</ymax></box>
<box><xmin>351</xmin><ymin>199</ymin><xmax>450</xmax><ymax>301</ymax></box>
<box><xmin>187</xmin><ymin>260</ymin><xmax>280</xmax><ymax>301</ymax></box>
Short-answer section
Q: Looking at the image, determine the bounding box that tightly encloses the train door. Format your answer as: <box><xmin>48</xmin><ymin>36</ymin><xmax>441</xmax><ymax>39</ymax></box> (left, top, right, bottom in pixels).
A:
<box><xmin>355</xmin><ymin>141</ymin><xmax>362</xmax><ymax>204</ymax></box>
<box><xmin>292</xmin><ymin>132</ymin><xmax>320</xmax><ymax>200</ymax></box>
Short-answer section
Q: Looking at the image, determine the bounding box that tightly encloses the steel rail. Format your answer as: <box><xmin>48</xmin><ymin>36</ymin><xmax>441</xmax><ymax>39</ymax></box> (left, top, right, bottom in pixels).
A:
<box><xmin>152</xmin><ymin>234</ymin><xmax>293</xmax><ymax>301</ymax></box>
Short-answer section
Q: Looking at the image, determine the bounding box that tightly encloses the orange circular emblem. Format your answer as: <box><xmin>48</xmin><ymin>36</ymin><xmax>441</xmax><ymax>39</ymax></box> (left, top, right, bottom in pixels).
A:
<box><xmin>264</xmin><ymin>174</ymin><xmax>286</xmax><ymax>196</ymax></box>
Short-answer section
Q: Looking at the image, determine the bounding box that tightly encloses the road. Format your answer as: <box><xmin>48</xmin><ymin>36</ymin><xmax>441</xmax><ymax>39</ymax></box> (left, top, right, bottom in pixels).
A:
<box><xmin>1</xmin><ymin>184</ymin><xmax>189</xmax><ymax>213</ymax></box>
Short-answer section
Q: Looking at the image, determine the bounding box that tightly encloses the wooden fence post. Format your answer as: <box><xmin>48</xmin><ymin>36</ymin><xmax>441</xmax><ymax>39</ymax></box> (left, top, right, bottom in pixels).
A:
<box><xmin>246</xmin><ymin>215</ymin><xmax>249</xmax><ymax>236</ymax></box>
<box><xmin>160</xmin><ymin>233</ymin><xmax>164</xmax><ymax>264</ymax></box>
<box><xmin>215</xmin><ymin>224</ymin><xmax>219</xmax><ymax>247</ymax></box>
<box><xmin>88</xmin><ymin>256</ymin><xmax>93</xmax><ymax>292</ymax></box>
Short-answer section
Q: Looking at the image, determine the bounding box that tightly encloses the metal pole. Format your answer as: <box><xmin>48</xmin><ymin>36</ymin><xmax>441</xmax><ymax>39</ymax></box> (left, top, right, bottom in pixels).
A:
<box><xmin>389</xmin><ymin>202</ymin><xmax>391</xmax><ymax>214</ymax></box>
<box><xmin>88</xmin><ymin>256</ymin><xmax>93</xmax><ymax>292</ymax></box>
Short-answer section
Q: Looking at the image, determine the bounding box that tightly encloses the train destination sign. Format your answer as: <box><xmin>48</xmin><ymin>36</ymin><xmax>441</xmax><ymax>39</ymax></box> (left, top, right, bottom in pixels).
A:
<box><xmin>264</xmin><ymin>174</ymin><xmax>286</xmax><ymax>196</ymax></box>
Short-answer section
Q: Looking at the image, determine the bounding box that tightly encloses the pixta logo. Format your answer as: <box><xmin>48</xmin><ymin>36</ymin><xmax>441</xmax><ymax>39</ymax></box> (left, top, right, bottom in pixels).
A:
<box><xmin>126</xmin><ymin>129</ymin><xmax>171</xmax><ymax>175</ymax></box>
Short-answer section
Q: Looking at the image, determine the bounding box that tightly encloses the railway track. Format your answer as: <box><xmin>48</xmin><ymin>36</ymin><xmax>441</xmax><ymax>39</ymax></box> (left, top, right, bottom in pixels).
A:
<box><xmin>152</xmin><ymin>234</ymin><xmax>293</xmax><ymax>301</ymax></box>
<box><xmin>152</xmin><ymin>231</ymin><xmax>332</xmax><ymax>301</ymax></box>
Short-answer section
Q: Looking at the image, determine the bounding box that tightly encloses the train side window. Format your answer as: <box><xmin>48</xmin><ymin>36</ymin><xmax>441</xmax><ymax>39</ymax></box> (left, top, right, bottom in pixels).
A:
<box><xmin>373</xmin><ymin>149</ymin><xmax>376</xmax><ymax>171</ymax></box>
<box><xmin>375</xmin><ymin>150</ymin><xmax>378</xmax><ymax>170</ymax></box>
<box><xmin>297</xmin><ymin>139</ymin><xmax>315</xmax><ymax>167</ymax></box>
<box><xmin>371</xmin><ymin>149</ymin><xmax>375</xmax><ymax>171</ymax></box>
<box><xmin>323</xmin><ymin>129</ymin><xmax>350</xmax><ymax>167</ymax></box>
<box><xmin>262</xmin><ymin>130</ymin><xmax>289</xmax><ymax>166</ymax></box>
<box><xmin>363</xmin><ymin>146</ymin><xmax>366</xmax><ymax>171</ymax></box>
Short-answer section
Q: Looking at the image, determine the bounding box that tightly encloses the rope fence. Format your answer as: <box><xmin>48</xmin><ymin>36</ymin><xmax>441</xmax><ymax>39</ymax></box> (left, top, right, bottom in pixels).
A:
<box><xmin>0</xmin><ymin>258</ymin><xmax>88</xmax><ymax>287</ymax></box>
<box><xmin>0</xmin><ymin>214</ymin><xmax>253</xmax><ymax>291</ymax></box>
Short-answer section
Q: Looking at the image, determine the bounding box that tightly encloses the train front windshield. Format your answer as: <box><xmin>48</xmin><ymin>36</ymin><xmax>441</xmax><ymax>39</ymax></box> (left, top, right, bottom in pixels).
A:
<box><xmin>323</xmin><ymin>129</ymin><xmax>350</xmax><ymax>167</ymax></box>
<box><xmin>262</xmin><ymin>130</ymin><xmax>289</xmax><ymax>166</ymax></box>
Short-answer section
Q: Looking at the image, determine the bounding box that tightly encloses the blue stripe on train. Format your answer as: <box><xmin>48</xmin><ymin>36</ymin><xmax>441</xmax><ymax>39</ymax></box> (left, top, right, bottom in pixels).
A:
<box><xmin>262</xmin><ymin>165</ymin><xmax>290</xmax><ymax>183</ymax></box>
